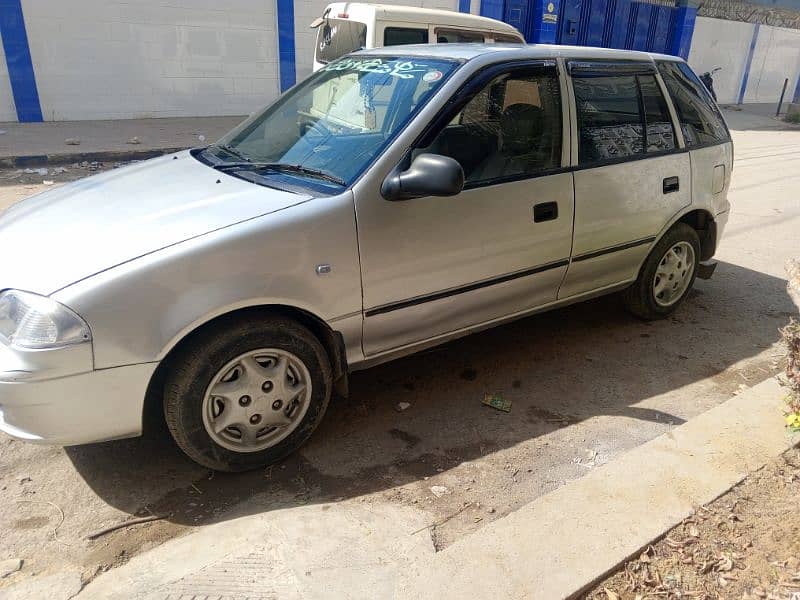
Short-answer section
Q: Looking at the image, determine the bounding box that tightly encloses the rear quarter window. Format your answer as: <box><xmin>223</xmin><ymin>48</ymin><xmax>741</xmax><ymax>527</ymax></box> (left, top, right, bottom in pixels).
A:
<box><xmin>656</xmin><ymin>60</ymin><xmax>729</xmax><ymax>147</ymax></box>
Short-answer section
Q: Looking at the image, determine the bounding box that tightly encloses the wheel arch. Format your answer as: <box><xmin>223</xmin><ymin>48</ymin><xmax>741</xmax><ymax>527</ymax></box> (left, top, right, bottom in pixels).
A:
<box><xmin>142</xmin><ymin>304</ymin><xmax>349</xmax><ymax>435</ymax></box>
<box><xmin>652</xmin><ymin>208</ymin><xmax>717</xmax><ymax>264</ymax></box>
<box><xmin>676</xmin><ymin>209</ymin><xmax>717</xmax><ymax>262</ymax></box>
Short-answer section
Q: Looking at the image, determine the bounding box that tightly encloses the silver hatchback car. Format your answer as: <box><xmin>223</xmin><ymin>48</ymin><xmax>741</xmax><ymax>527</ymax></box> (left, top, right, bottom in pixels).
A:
<box><xmin>0</xmin><ymin>44</ymin><xmax>731</xmax><ymax>471</ymax></box>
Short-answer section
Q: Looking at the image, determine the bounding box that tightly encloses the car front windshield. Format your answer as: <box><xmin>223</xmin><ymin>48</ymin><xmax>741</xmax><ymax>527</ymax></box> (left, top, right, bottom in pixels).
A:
<box><xmin>205</xmin><ymin>56</ymin><xmax>459</xmax><ymax>190</ymax></box>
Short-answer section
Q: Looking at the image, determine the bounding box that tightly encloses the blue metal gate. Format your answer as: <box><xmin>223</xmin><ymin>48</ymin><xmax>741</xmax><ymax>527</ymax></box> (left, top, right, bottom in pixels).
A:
<box><xmin>503</xmin><ymin>0</ymin><xmax>531</xmax><ymax>37</ymax></box>
<box><xmin>480</xmin><ymin>0</ymin><xmax>696</xmax><ymax>58</ymax></box>
<box><xmin>557</xmin><ymin>0</ymin><xmax>678</xmax><ymax>54</ymax></box>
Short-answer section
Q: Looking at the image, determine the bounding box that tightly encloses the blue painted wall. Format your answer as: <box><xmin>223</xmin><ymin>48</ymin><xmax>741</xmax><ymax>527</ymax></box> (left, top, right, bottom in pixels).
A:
<box><xmin>738</xmin><ymin>22</ymin><xmax>760</xmax><ymax>104</ymax></box>
<box><xmin>276</xmin><ymin>0</ymin><xmax>297</xmax><ymax>92</ymax></box>
<box><xmin>0</xmin><ymin>0</ymin><xmax>43</xmax><ymax>122</ymax></box>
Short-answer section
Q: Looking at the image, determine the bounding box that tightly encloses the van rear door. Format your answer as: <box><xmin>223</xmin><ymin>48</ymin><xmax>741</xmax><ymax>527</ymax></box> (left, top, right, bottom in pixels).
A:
<box><xmin>313</xmin><ymin>17</ymin><xmax>368</xmax><ymax>68</ymax></box>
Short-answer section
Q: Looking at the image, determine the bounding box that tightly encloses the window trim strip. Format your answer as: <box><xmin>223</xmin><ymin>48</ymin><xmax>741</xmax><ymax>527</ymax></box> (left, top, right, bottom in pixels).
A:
<box><xmin>568</xmin><ymin>61</ymin><xmax>657</xmax><ymax>76</ymax></box>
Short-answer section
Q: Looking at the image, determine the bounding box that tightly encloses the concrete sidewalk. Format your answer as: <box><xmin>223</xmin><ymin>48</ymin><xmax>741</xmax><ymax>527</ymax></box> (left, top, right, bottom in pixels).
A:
<box><xmin>72</xmin><ymin>377</ymin><xmax>797</xmax><ymax>600</ymax></box>
<box><xmin>0</xmin><ymin>116</ymin><xmax>243</xmax><ymax>166</ymax></box>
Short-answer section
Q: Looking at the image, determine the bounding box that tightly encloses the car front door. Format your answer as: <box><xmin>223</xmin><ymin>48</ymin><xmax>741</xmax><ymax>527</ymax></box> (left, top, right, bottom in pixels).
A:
<box><xmin>355</xmin><ymin>61</ymin><xmax>574</xmax><ymax>356</ymax></box>
<box><xmin>559</xmin><ymin>62</ymin><xmax>692</xmax><ymax>299</ymax></box>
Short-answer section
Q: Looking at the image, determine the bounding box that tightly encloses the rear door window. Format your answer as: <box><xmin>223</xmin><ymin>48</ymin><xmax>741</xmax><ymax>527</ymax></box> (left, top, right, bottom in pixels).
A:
<box><xmin>573</xmin><ymin>67</ymin><xmax>678</xmax><ymax>163</ymax></box>
<box><xmin>384</xmin><ymin>27</ymin><xmax>429</xmax><ymax>46</ymax></box>
<box><xmin>315</xmin><ymin>19</ymin><xmax>367</xmax><ymax>65</ymax></box>
<box><xmin>656</xmin><ymin>60</ymin><xmax>729</xmax><ymax>147</ymax></box>
<box><xmin>573</xmin><ymin>74</ymin><xmax>643</xmax><ymax>163</ymax></box>
<box><xmin>435</xmin><ymin>28</ymin><xmax>485</xmax><ymax>43</ymax></box>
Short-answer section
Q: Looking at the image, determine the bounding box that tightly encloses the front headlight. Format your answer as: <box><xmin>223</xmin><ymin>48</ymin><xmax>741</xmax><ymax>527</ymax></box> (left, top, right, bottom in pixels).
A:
<box><xmin>0</xmin><ymin>290</ymin><xmax>91</xmax><ymax>349</ymax></box>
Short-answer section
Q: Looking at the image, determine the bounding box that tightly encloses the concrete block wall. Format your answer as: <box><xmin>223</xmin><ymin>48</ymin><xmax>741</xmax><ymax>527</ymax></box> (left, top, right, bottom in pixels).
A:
<box><xmin>3</xmin><ymin>2</ymin><xmax>800</xmax><ymax>122</ymax></box>
<box><xmin>744</xmin><ymin>24</ymin><xmax>800</xmax><ymax>103</ymax></box>
<box><xmin>689</xmin><ymin>15</ymin><xmax>800</xmax><ymax>106</ymax></box>
<box><xmin>1</xmin><ymin>0</ymin><xmax>465</xmax><ymax>122</ymax></box>
<box><xmin>5</xmin><ymin>0</ymin><xmax>281</xmax><ymax>121</ymax></box>
<box><xmin>688</xmin><ymin>17</ymin><xmax>756</xmax><ymax>105</ymax></box>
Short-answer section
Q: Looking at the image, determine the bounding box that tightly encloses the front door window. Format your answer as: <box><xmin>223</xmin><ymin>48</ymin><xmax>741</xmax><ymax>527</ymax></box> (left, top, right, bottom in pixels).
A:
<box><xmin>416</xmin><ymin>66</ymin><xmax>562</xmax><ymax>186</ymax></box>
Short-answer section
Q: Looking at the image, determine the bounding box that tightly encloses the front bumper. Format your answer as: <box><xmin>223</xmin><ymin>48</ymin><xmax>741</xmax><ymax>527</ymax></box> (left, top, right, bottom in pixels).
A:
<box><xmin>0</xmin><ymin>341</ymin><xmax>156</xmax><ymax>445</ymax></box>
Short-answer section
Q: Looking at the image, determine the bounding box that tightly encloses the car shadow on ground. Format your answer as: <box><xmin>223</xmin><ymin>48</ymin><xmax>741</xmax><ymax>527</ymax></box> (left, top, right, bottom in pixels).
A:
<box><xmin>65</xmin><ymin>260</ymin><xmax>795</xmax><ymax>527</ymax></box>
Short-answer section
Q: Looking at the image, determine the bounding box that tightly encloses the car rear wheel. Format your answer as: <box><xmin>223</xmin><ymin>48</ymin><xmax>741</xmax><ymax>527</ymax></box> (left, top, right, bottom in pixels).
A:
<box><xmin>622</xmin><ymin>223</ymin><xmax>700</xmax><ymax>320</ymax></box>
<box><xmin>163</xmin><ymin>314</ymin><xmax>332</xmax><ymax>472</ymax></box>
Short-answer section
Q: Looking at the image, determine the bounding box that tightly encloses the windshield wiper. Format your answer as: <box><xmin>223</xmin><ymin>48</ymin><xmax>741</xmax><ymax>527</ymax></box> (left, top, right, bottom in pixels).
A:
<box><xmin>212</xmin><ymin>144</ymin><xmax>253</xmax><ymax>163</ymax></box>
<box><xmin>215</xmin><ymin>162</ymin><xmax>346</xmax><ymax>186</ymax></box>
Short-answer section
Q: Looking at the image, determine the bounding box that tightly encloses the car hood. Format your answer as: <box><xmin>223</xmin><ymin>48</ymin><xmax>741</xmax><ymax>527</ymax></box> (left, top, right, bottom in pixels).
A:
<box><xmin>0</xmin><ymin>151</ymin><xmax>311</xmax><ymax>295</ymax></box>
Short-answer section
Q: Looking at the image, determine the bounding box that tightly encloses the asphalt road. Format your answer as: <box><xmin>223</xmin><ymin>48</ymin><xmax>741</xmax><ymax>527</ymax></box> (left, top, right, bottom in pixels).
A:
<box><xmin>0</xmin><ymin>109</ymin><xmax>798</xmax><ymax>590</ymax></box>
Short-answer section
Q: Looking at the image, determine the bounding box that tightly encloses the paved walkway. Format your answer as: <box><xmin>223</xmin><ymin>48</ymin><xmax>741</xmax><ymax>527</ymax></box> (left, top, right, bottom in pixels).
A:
<box><xmin>0</xmin><ymin>116</ymin><xmax>243</xmax><ymax>163</ymax></box>
<box><xmin>73</xmin><ymin>378</ymin><xmax>796</xmax><ymax>600</ymax></box>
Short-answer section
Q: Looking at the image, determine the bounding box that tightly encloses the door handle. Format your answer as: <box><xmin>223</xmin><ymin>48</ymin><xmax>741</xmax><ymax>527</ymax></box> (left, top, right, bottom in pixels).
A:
<box><xmin>663</xmin><ymin>176</ymin><xmax>680</xmax><ymax>194</ymax></box>
<box><xmin>533</xmin><ymin>201</ymin><xmax>558</xmax><ymax>222</ymax></box>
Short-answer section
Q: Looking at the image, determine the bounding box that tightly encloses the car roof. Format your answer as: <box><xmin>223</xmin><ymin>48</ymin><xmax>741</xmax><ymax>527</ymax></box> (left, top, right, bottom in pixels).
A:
<box><xmin>353</xmin><ymin>43</ymin><xmax>683</xmax><ymax>63</ymax></box>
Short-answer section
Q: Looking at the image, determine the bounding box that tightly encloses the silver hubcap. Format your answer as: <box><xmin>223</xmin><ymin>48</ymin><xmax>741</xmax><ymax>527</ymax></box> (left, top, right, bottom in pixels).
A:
<box><xmin>202</xmin><ymin>349</ymin><xmax>312</xmax><ymax>453</ymax></box>
<box><xmin>653</xmin><ymin>241</ymin><xmax>695</xmax><ymax>307</ymax></box>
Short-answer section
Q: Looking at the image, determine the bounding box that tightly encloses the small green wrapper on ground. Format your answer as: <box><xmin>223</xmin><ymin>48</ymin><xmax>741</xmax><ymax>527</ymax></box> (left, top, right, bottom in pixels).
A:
<box><xmin>482</xmin><ymin>393</ymin><xmax>512</xmax><ymax>413</ymax></box>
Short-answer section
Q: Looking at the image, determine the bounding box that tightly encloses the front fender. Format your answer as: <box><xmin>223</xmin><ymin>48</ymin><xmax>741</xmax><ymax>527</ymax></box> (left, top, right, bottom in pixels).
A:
<box><xmin>54</xmin><ymin>193</ymin><xmax>362</xmax><ymax>370</ymax></box>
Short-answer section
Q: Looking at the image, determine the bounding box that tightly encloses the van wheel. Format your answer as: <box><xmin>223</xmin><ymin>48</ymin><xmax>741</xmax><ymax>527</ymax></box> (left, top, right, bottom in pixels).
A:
<box><xmin>163</xmin><ymin>314</ymin><xmax>332</xmax><ymax>472</ymax></box>
<box><xmin>623</xmin><ymin>223</ymin><xmax>700</xmax><ymax>320</ymax></box>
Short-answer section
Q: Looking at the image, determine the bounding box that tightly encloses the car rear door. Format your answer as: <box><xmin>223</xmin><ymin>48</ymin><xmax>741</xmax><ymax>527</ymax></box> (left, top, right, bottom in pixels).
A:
<box><xmin>559</xmin><ymin>61</ymin><xmax>692</xmax><ymax>299</ymax></box>
<box><xmin>355</xmin><ymin>61</ymin><xmax>574</xmax><ymax>356</ymax></box>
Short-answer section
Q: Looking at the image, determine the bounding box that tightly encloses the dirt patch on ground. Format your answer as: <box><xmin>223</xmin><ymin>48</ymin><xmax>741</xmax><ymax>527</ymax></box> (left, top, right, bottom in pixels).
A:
<box><xmin>586</xmin><ymin>445</ymin><xmax>800</xmax><ymax>599</ymax></box>
<box><xmin>0</xmin><ymin>162</ymin><xmax>124</xmax><ymax>211</ymax></box>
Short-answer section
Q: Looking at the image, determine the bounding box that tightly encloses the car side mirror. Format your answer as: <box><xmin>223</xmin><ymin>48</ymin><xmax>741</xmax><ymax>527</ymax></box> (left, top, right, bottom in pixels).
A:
<box><xmin>381</xmin><ymin>153</ymin><xmax>465</xmax><ymax>201</ymax></box>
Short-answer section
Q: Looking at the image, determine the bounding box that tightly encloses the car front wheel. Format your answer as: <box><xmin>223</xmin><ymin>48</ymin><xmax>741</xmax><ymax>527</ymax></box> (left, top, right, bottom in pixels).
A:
<box><xmin>623</xmin><ymin>223</ymin><xmax>700</xmax><ymax>320</ymax></box>
<box><xmin>163</xmin><ymin>314</ymin><xmax>332</xmax><ymax>472</ymax></box>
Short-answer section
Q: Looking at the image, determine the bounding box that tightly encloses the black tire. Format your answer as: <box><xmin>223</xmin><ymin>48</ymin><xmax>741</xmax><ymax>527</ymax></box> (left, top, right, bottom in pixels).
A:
<box><xmin>622</xmin><ymin>223</ymin><xmax>701</xmax><ymax>320</ymax></box>
<box><xmin>163</xmin><ymin>314</ymin><xmax>332</xmax><ymax>472</ymax></box>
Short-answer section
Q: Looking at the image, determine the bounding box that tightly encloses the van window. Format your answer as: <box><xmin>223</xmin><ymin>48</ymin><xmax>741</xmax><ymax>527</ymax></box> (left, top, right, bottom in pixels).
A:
<box><xmin>656</xmin><ymin>61</ymin><xmax>729</xmax><ymax>147</ymax></box>
<box><xmin>417</xmin><ymin>67</ymin><xmax>561</xmax><ymax>185</ymax></box>
<box><xmin>436</xmin><ymin>28</ymin><xmax>485</xmax><ymax>43</ymax></box>
<box><xmin>639</xmin><ymin>75</ymin><xmax>676</xmax><ymax>153</ymax></box>
<box><xmin>491</xmin><ymin>33</ymin><xmax>524</xmax><ymax>43</ymax></box>
<box><xmin>574</xmin><ymin>74</ymin><xmax>643</xmax><ymax>163</ymax></box>
<box><xmin>315</xmin><ymin>19</ymin><xmax>367</xmax><ymax>65</ymax></box>
<box><xmin>384</xmin><ymin>27</ymin><xmax>429</xmax><ymax>46</ymax></box>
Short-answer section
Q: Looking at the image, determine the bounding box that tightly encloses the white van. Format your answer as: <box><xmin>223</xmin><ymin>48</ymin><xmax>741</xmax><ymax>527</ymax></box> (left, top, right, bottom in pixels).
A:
<box><xmin>310</xmin><ymin>2</ymin><xmax>524</xmax><ymax>71</ymax></box>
